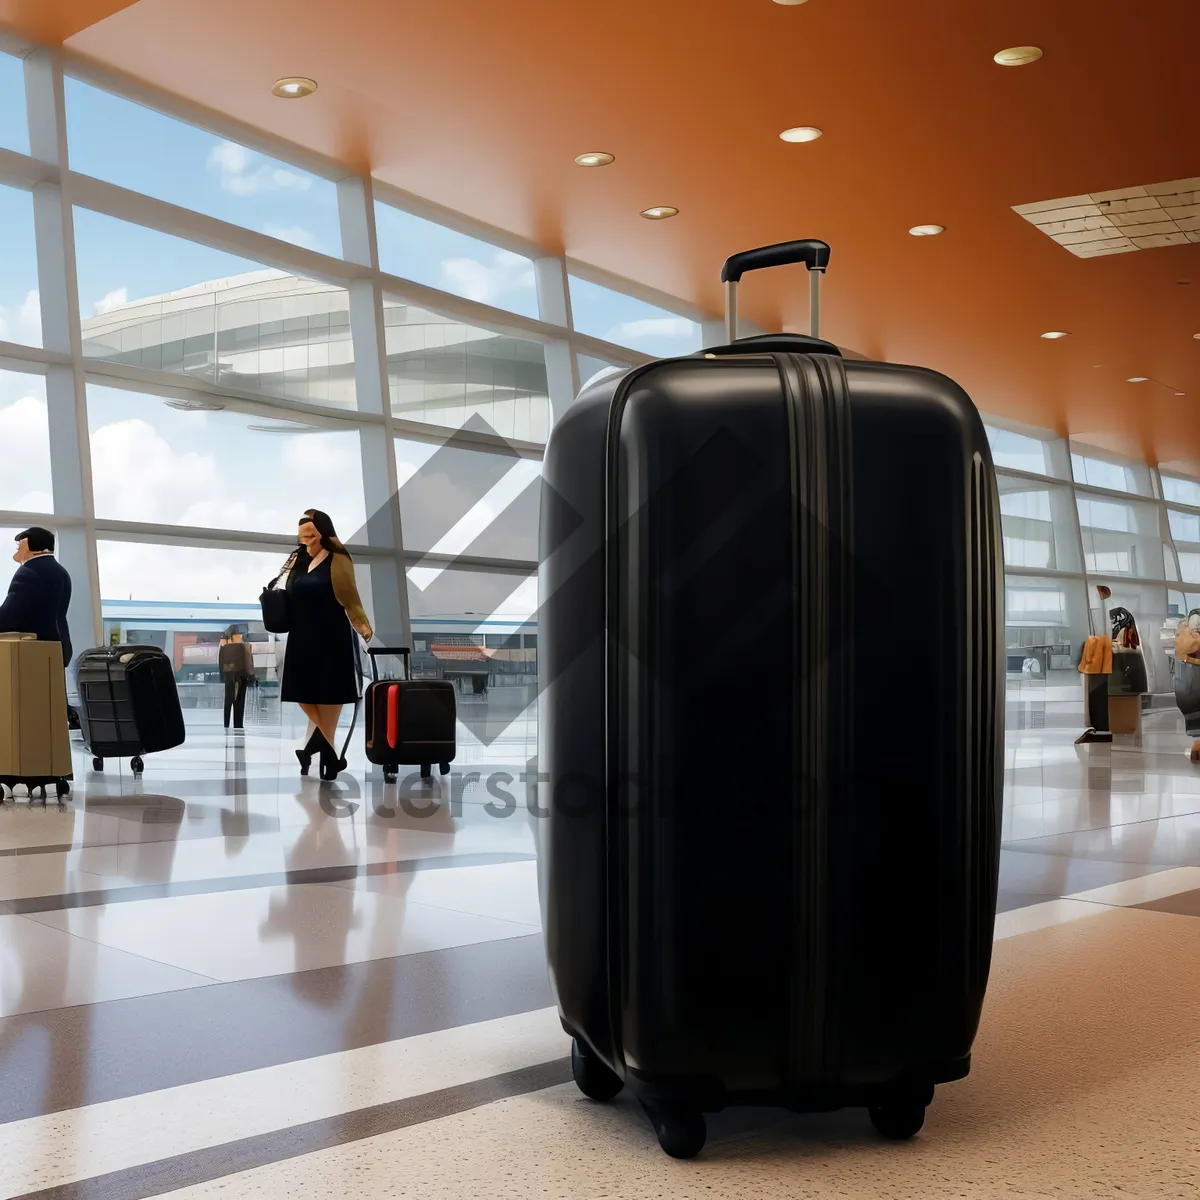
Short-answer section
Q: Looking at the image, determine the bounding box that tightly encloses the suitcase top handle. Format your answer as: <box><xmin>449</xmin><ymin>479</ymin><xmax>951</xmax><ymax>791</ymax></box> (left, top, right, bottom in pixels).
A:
<box><xmin>721</xmin><ymin>238</ymin><xmax>831</xmax><ymax>344</ymax></box>
<box><xmin>368</xmin><ymin>645</ymin><xmax>411</xmax><ymax>682</ymax></box>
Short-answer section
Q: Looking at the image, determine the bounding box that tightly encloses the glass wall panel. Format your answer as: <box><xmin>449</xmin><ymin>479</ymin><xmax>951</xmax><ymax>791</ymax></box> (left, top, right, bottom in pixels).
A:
<box><xmin>1003</xmin><ymin>574</ymin><xmax>1087</xmax><ymax>686</ymax></box>
<box><xmin>576</xmin><ymin>354</ymin><xmax>624</xmax><ymax>391</ymax></box>
<box><xmin>1076</xmin><ymin>494</ymin><xmax>1165</xmax><ymax>576</ymax></box>
<box><xmin>87</xmin><ymin>384</ymin><xmax>367</xmax><ymax>538</ymax></box>
<box><xmin>985</xmin><ymin>426</ymin><xmax>1060</xmax><ymax>477</ymax></box>
<box><xmin>395</xmin><ymin>434</ymin><xmax>540</xmax><ymax>559</ymax></box>
<box><xmin>375</xmin><ymin>204</ymin><xmax>538</xmax><ymax>319</ymax></box>
<box><xmin>998</xmin><ymin>477</ymin><xmax>1079</xmax><ymax>572</ymax></box>
<box><xmin>406</xmin><ymin>564</ymin><xmax>537</xmax><ymax>757</ymax></box>
<box><xmin>0</xmin><ymin>371</ymin><xmax>53</xmax><ymax>514</ymax></box>
<box><xmin>65</xmin><ymin>79</ymin><xmax>342</xmax><ymax>256</ymax></box>
<box><xmin>384</xmin><ymin>297</ymin><xmax>550</xmax><ymax>442</ymax></box>
<box><xmin>1162</xmin><ymin>474</ymin><xmax>1200</xmax><ymax>507</ymax></box>
<box><xmin>568</xmin><ymin>275</ymin><xmax>702</xmax><ymax>357</ymax></box>
<box><xmin>1070</xmin><ymin>446</ymin><xmax>1153</xmax><ymax>496</ymax></box>
<box><xmin>0</xmin><ymin>185</ymin><xmax>42</xmax><ymax>349</ymax></box>
<box><xmin>75</xmin><ymin>210</ymin><xmax>356</xmax><ymax>409</ymax></box>
<box><xmin>0</xmin><ymin>52</ymin><xmax>29</xmax><ymax>156</ymax></box>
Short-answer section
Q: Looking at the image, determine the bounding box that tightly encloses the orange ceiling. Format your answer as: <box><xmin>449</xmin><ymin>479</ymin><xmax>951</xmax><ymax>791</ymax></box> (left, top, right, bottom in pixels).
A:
<box><xmin>5</xmin><ymin>0</ymin><xmax>1200</xmax><ymax>464</ymax></box>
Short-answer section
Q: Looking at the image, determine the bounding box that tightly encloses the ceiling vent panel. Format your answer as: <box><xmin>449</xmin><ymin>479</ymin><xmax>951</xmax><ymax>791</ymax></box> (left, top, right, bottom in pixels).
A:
<box><xmin>1014</xmin><ymin>177</ymin><xmax>1200</xmax><ymax>257</ymax></box>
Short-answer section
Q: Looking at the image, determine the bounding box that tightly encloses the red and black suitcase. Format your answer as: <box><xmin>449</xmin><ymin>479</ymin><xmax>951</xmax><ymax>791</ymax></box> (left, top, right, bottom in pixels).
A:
<box><xmin>76</xmin><ymin>645</ymin><xmax>186</xmax><ymax>777</ymax></box>
<box><xmin>536</xmin><ymin>239</ymin><xmax>1003</xmax><ymax>1157</ymax></box>
<box><xmin>364</xmin><ymin>647</ymin><xmax>456</xmax><ymax>782</ymax></box>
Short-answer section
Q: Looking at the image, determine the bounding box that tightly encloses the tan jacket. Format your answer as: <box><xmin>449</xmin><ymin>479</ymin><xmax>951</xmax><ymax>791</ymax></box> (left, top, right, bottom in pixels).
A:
<box><xmin>286</xmin><ymin>549</ymin><xmax>373</xmax><ymax>640</ymax></box>
<box><xmin>1175</xmin><ymin>626</ymin><xmax>1200</xmax><ymax>666</ymax></box>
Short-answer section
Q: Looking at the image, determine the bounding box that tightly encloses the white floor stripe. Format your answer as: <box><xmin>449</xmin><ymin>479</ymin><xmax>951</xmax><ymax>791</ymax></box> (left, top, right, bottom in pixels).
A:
<box><xmin>0</xmin><ymin>1006</ymin><xmax>565</xmax><ymax>1199</ymax></box>
<box><xmin>992</xmin><ymin>897</ymin><xmax>1117</xmax><ymax>939</ymax></box>
<box><xmin>1065</xmin><ymin>865</ymin><xmax>1200</xmax><ymax>907</ymax></box>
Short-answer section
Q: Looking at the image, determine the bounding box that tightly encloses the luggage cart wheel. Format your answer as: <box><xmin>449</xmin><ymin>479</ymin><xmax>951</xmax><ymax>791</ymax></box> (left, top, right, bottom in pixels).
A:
<box><xmin>570</xmin><ymin>1039</ymin><xmax>623</xmax><ymax>1102</ymax></box>
<box><xmin>92</xmin><ymin>756</ymin><xmax>104</xmax><ymax>771</ymax></box>
<box><xmin>420</xmin><ymin>763</ymin><xmax>432</xmax><ymax>779</ymax></box>
<box><xmin>868</xmin><ymin>1096</ymin><xmax>927</xmax><ymax>1140</ymax></box>
<box><xmin>130</xmin><ymin>756</ymin><xmax>145</xmax><ymax>776</ymax></box>
<box><xmin>641</xmin><ymin>1099</ymin><xmax>706</xmax><ymax>1159</ymax></box>
<box><xmin>439</xmin><ymin>762</ymin><xmax>451</xmax><ymax>775</ymax></box>
<box><xmin>383</xmin><ymin>770</ymin><xmax>397</xmax><ymax>785</ymax></box>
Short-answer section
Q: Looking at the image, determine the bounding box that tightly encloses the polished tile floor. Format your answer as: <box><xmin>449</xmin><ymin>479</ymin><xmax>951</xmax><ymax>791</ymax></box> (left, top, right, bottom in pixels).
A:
<box><xmin>2</xmin><ymin>693</ymin><xmax>1199</xmax><ymax>1198</ymax></box>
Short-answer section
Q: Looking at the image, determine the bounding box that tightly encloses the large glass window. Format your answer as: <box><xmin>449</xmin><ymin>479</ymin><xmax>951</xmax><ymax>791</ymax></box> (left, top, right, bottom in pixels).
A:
<box><xmin>0</xmin><ymin>185</ymin><xmax>42</xmax><ymax>349</ymax></box>
<box><xmin>87</xmin><ymin>385</ymin><xmax>367</xmax><ymax>538</ymax></box>
<box><xmin>395</xmin><ymin>434</ymin><xmax>540</xmax><ymax>560</ymax></box>
<box><xmin>576</xmin><ymin>354</ymin><xmax>625</xmax><ymax>391</ymax></box>
<box><xmin>75</xmin><ymin>210</ymin><xmax>356</xmax><ymax>409</ymax></box>
<box><xmin>384</xmin><ymin>297</ymin><xmax>550</xmax><ymax>442</ymax></box>
<box><xmin>64</xmin><ymin>79</ymin><xmax>342</xmax><ymax>256</ymax></box>
<box><xmin>1070</xmin><ymin>447</ymin><xmax>1152</xmax><ymax>495</ymax></box>
<box><xmin>998</xmin><ymin>478</ymin><xmax>1079</xmax><ymax>572</ymax></box>
<box><xmin>986</xmin><ymin>427</ymin><xmax>1059</xmax><ymax>476</ymax></box>
<box><xmin>1088</xmin><ymin>578</ymin><xmax>1171</xmax><ymax>692</ymax></box>
<box><xmin>375</xmin><ymin>204</ymin><xmax>538</xmax><ymax>319</ymax></box>
<box><xmin>1162</xmin><ymin>474</ymin><xmax>1200</xmax><ymax>507</ymax></box>
<box><xmin>0</xmin><ymin>52</ymin><xmax>29</xmax><ymax>156</ymax></box>
<box><xmin>1077</xmin><ymin>495</ymin><xmax>1165</xmax><ymax>577</ymax></box>
<box><xmin>1003</xmin><ymin>575</ymin><xmax>1086</xmax><ymax>683</ymax></box>
<box><xmin>0</xmin><ymin>371</ymin><xmax>52</xmax><ymax>514</ymax></box>
<box><xmin>568</xmin><ymin>275</ymin><xmax>701</xmax><ymax>357</ymax></box>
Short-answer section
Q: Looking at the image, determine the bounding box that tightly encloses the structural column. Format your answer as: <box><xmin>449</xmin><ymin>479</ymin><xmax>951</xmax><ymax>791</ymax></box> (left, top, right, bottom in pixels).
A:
<box><xmin>24</xmin><ymin>48</ymin><xmax>102</xmax><ymax>659</ymax></box>
<box><xmin>337</xmin><ymin>174</ymin><xmax>411</xmax><ymax>648</ymax></box>
<box><xmin>533</xmin><ymin>255</ymin><xmax>578</xmax><ymax>425</ymax></box>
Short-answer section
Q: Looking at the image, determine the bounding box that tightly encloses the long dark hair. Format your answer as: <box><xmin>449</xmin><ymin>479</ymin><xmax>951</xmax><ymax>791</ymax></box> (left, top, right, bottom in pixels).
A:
<box><xmin>299</xmin><ymin>509</ymin><xmax>351</xmax><ymax>558</ymax></box>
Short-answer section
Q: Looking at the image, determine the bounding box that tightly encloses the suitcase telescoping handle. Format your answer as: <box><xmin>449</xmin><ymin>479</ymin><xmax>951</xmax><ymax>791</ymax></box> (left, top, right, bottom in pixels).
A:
<box><xmin>367</xmin><ymin>645</ymin><xmax>411</xmax><ymax>682</ymax></box>
<box><xmin>720</xmin><ymin>239</ymin><xmax>831</xmax><ymax>343</ymax></box>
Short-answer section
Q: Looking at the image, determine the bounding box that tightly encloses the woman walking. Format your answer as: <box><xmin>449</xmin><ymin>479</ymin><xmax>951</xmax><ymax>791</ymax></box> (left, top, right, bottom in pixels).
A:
<box><xmin>281</xmin><ymin>509</ymin><xmax>372</xmax><ymax>780</ymax></box>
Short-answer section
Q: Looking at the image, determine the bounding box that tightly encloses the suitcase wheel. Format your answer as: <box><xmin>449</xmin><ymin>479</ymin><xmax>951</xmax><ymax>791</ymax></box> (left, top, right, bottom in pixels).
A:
<box><xmin>570</xmin><ymin>1039</ymin><xmax>623</xmax><ymax>1103</ymax></box>
<box><xmin>383</xmin><ymin>770</ymin><xmax>397</xmax><ymax>785</ymax></box>
<box><xmin>420</xmin><ymin>763</ymin><xmax>431</xmax><ymax>779</ymax></box>
<box><xmin>130</xmin><ymin>756</ymin><xmax>145</xmax><ymax>776</ymax></box>
<box><xmin>56</xmin><ymin>779</ymin><xmax>70</xmax><ymax>801</ymax></box>
<box><xmin>439</xmin><ymin>762</ymin><xmax>451</xmax><ymax>775</ymax></box>
<box><xmin>640</xmin><ymin>1099</ymin><xmax>706</xmax><ymax>1160</ymax></box>
<box><xmin>868</xmin><ymin>1093</ymin><xmax>928</xmax><ymax>1140</ymax></box>
<box><xmin>92</xmin><ymin>757</ymin><xmax>104</xmax><ymax>771</ymax></box>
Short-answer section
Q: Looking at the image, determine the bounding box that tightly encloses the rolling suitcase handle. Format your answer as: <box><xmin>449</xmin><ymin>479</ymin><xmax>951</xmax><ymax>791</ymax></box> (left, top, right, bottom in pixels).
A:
<box><xmin>720</xmin><ymin>239</ymin><xmax>831</xmax><ymax>343</ymax></box>
<box><xmin>367</xmin><ymin>645</ymin><xmax>412</xmax><ymax>682</ymax></box>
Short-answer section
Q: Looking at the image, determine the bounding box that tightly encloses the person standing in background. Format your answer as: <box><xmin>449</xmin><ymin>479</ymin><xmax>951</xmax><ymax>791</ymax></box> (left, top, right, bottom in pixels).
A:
<box><xmin>219</xmin><ymin>627</ymin><xmax>255</xmax><ymax>731</ymax></box>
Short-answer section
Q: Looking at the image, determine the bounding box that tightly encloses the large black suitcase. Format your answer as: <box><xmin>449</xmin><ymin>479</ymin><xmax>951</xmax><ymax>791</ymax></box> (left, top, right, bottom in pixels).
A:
<box><xmin>364</xmin><ymin>647</ymin><xmax>456</xmax><ymax>783</ymax></box>
<box><xmin>537</xmin><ymin>239</ymin><xmax>1003</xmax><ymax>1157</ymax></box>
<box><xmin>77</xmin><ymin>645</ymin><xmax>186</xmax><ymax>776</ymax></box>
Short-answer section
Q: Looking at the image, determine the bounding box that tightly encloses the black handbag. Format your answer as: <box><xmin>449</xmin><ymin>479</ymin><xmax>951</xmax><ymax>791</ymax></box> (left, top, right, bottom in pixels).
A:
<box><xmin>259</xmin><ymin>554</ymin><xmax>296</xmax><ymax>633</ymax></box>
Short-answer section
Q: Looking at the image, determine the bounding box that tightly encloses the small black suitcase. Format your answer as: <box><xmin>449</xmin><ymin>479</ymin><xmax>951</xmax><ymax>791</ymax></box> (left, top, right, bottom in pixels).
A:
<box><xmin>364</xmin><ymin>647</ymin><xmax>456</xmax><ymax>782</ymax></box>
<box><xmin>77</xmin><ymin>645</ymin><xmax>186</xmax><ymax>776</ymax></box>
<box><xmin>537</xmin><ymin>239</ymin><xmax>1003</xmax><ymax>1157</ymax></box>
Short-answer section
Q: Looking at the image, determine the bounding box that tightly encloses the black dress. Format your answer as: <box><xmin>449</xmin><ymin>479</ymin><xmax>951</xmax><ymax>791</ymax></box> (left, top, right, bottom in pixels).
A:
<box><xmin>280</xmin><ymin>553</ymin><xmax>361</xmax><ymax>704</ymax></box>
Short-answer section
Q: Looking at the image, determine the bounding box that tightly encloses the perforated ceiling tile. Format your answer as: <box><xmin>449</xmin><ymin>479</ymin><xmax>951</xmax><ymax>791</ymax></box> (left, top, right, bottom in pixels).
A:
<box><xmin>1015</xmin><ymin>176</ymin><xmax>1200</xmax><ymax>257</ymax></box>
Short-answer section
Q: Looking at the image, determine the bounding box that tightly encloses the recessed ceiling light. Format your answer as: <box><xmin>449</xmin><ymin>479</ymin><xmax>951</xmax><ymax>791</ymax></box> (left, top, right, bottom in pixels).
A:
<box><xmin>1194</xmin><ymin>333</ymin><xmax>1200</xmax><ymax>340</ymax></box>
<box><xmin>1127</xmin><ymin>376</ymin><xmax>1149</xmax><ymax>383</ymax></box>
<box><xmin>640</xmin><ymin>206</ymin><xmax>679</xmax><ymax>220</ymax></box>
<box><xmin>1176</xmin><ymin>392</ymin><xmax>1187</xmax><ymax>397</ymax></box>
<box><xmin>780</xmin><ymin>126</ymin><xmax>822</xmax><ymax>143</ymax></box>
<box><xmin>575</xmin><ymin>152</ymin><xmax>614</xmax><ymax>167</ymax></box>
<box><xmin>772</xmin><ymin>0</ymin><xmax>809</xmax><ymax>5</ymax></box>
<box><xmin>994</xmin><ymin>46</ymin><xmax>1043</xmax><ymax>66</ymax></box>
<box><xmin>909</xmin><ymin>224</ymin><xmax>945</xmax><ymax>236</ymax></box>
<box><xmin>271</xmin><ymin>77</ymin><xmax>317</xmax><ymax>99</ymax></box>
<box><xmin>1041</xmin><ymin>331</ymin><xmax>1070</xmax><ymax>339</ymax></box>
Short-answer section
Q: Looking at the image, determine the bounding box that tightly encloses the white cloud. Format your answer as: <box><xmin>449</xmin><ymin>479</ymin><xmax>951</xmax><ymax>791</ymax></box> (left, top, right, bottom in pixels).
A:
<box><xmin>0</xmin><ymin>289</ymin><xmax>43</xmax><ymax>347</ymax></box>
<box><xmin>0</xmin><ymin>392</ymin><xmax>52</xmax><ymax>514</ymax></box>
<box><xmin>207</xmin><ymin>139</ymin><xmax>313</xmax><ymax>197</ymax></box>
<box><xmin>263</xmin><ymin>223</ymin><xmax>320</xmax><ymax>251</ymax></box>
<box><xmin>93</xmin><ymin>288</ymin><xmax>129</xmax><ymax>316</ymax></box>
<box><xmin>604</xmin><ymin>316</ymin><xmax>695</xmax><ymax>343</ymax></box>
<box><xmin>440</xmin><ymin>250</ymin><xmax>535</xmax><ymax>305</ymax></box>
<box><xmin>96</xmin><ymin>539</ymin><xmax>283</xmax><ymax>604</ymax></box>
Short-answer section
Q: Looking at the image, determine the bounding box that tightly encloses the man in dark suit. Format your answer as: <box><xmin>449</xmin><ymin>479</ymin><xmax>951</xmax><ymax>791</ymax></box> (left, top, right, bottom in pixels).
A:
<box><xmin>0</xmin><ymin>526</ymin><xmax>73</xmax><ymax>666</ymax></box>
